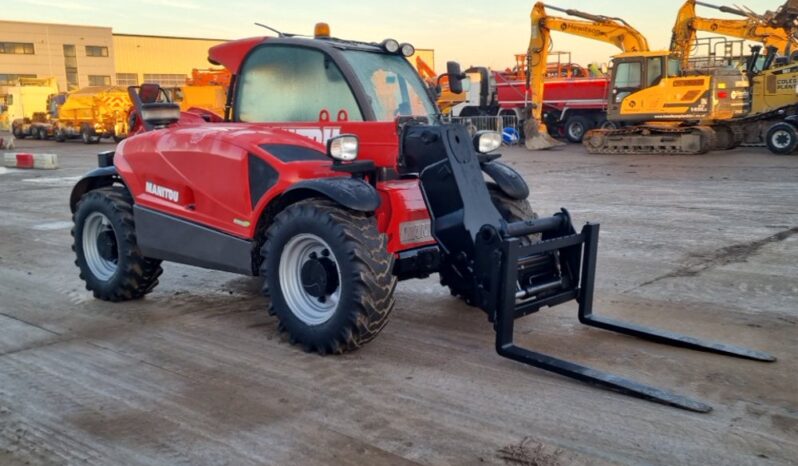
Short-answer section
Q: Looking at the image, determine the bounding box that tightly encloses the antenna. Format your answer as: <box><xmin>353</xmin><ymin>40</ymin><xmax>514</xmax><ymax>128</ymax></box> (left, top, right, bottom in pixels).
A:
<box><xmin>254</xmin><ymin>23</ymin><xmax>285</xmax><ymax>37</ymax></box>
<box><xmin>253</xmin><ymin>23</ymin><xmax>311</xmax><ymax>38</ymax></box>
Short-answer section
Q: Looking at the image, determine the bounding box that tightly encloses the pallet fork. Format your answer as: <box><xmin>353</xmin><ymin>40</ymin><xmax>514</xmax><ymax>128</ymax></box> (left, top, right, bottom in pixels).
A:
<box><xmin>417</xmin><ymin>125</ymin><xmax>775</xmax><ymax>413</ymax></box>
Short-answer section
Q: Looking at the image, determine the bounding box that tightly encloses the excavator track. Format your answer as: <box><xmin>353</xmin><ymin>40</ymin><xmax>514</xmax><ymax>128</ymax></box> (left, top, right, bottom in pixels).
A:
<box><xmin>583</xmin><ymin>125</ymin><xmax>716</xmax><ymax>155</ymax></box>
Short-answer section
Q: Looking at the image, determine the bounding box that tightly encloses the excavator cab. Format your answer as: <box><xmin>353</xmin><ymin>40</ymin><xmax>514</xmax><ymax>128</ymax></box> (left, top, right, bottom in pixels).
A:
<box><xmin>607</xmin><ymin>52</ymin><xmax>685</xmax><ymax>122</ymax></box>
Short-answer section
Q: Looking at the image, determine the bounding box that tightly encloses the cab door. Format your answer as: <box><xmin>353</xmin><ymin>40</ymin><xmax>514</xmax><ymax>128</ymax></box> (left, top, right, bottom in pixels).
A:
<box><xmin>607</xmin><ymin>59</ymin><xmax>644</xmax><ymax>121</ymax></box>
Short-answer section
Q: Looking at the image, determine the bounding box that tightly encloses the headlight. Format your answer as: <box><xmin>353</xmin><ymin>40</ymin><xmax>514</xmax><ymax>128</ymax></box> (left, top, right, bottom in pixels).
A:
<box><xmin>381</xmin><ymin>39</ymin><xmax>400</xmax><ymax>54</ymax></box>
<box><xmin>473</xmin><ymin>131</ymin><xmax>501</xmax><ymax>153</ymax></box>
<box><xmin>327</xmin><ymin>134</ymin><xmax>359</xmax><ymax>161</ymax></box>
<box><xmin>400</xmin><ymin>43</ymin><xmax>415</xmax><ymax>57</ymax></box>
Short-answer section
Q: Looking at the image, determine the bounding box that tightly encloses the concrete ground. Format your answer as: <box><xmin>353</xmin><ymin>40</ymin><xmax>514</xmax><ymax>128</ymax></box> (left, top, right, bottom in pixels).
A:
<box><xmin>0</xmin><ymin>134</ymin><xmax>796</xmax><ymax>466</ymax></box>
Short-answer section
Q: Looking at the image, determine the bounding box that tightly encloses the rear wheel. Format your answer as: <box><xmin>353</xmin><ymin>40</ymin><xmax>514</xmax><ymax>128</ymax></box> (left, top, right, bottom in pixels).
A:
<box><xmin>55</xmin><ymin>128</ymin><xmax>66</xmax><ymax>142</ymax></box>
<box><xmin>261</xmin><ymin>199</ymin><xmax>396</xmax><ymax>354</ymax></box>
<box><xmin>72</xmin><ymin>187</ymin><xmax>163</xmax><ymax>301</ymax></box>
<box><xmin>564</xmin><ymin>115</ymin><xmax>592</xmax><ymax>143</ymax></box>
<box><xmin>38</xmin><ymin>127</ymin><xmax>48</xmax><ymax>140</ymax></box>
<box><xmin>440</xmin><ymin>185</ymin><xmax>539</xmax><ymax>305</ymax></box>
<box><xmin>765</xmin><ymin>122</ymin><xmax>798</xmax><ymax>155</ymax></box>
<box><xmin>12</xmin><ymin>126</ymin><xmax>24</xmax><ymax>139</ymax></box>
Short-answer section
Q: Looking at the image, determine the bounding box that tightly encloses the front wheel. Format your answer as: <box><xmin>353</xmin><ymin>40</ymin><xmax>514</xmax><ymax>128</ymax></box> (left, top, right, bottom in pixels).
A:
<box><xmin>765</xmin><ymin>122</ymin><xmax>798</xmax><ymax>155</ymax></box>
<box><xmin>261</xmin><ymin>199</ymin><xmax>397</xmax><ymax>354</ymax></box>
<box><xmin>72</xmin><ymin>187</ymin><xmax>163</xmax><ymax>301</ymax></box>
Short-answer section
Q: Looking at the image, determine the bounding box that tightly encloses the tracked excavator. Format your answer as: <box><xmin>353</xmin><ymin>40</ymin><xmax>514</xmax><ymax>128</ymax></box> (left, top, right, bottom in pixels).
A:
<box><xmin>524</xmin><ymin>3</ymin><xmax>650</xmax><ymax>150</ymax></box>
<box><xmin>669</xmin><ymin>0</ymin><xmax>798</xmax><ymax>152</ymax></box>
<box><xmin>526</xmin><ymin>3</ymin><xmax>750</xmax><ymax>154</ymax></box>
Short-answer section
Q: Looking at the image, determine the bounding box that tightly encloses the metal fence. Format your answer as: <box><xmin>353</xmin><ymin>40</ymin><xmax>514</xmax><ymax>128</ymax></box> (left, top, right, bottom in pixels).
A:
<box><xmin>443</xmin><ymin>113</ymin><xmax>522</xmax><ymax>145</ymax></box>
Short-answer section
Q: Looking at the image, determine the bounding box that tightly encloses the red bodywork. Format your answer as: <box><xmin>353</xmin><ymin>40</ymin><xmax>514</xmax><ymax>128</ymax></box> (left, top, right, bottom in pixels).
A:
<box><xmin>115</xmin><ymin>37</ymin><xmax>435</xmax><ymax>256</ymax></box>
<box><xmin>493</xmin><ymin>72</ymin><xmax>609</xmax><ymax>115</ymax></box>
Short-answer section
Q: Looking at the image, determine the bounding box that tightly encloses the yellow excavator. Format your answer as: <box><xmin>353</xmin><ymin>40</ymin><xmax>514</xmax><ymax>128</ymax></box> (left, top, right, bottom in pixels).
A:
<box><xmin>526</xmin><ymin>3</ymin><xmax>750</xmax><ymax>154</ymax></box>
<box><xmin>524</xmin><ymin>2</ymin><xmax>650</xmax><ymax>149</ymax></box>
<box><xmin>671</xmin><ymin>0</ymin><xmax>798</xmax><ymax>70</ymax></box>
<box><xmin>668</xmin><ymin>0</ymin><xmax>798</xmax><ymax>152</ymax></box>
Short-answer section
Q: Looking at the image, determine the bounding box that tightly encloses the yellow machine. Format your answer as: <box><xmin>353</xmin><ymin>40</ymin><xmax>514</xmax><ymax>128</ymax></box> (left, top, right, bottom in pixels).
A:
<box><xmin>671</xmin><ymin>0</ymin><xmax>798</xmax><ymax>69</ymax></box>
<box><xmin>671</xmin><ymin>0</ymin><xmax>798</xmax><ymax>115</ymax></box>
<box><xmin>527</xmin><ymin>3</ymin><xmax>749</xmax><ymax>154</ymax></box>
<box><xmin>172</xmin><ymin>69</ymin><xmax>231</xmax><ymax>117</ymax></box>
<box><xmin>0</xmin><ymin>77</ymin><xmax>59</xmax><ymax>131</ymax></box>
<box><xmin>55</xmin><ymin>86</ymin><xmax>132</xmax><ymax>144</ymax></box>
<box><xmin>525</xmin><ymin>2</ymin><xmax>650</xmax><ymax>149</ymax></box>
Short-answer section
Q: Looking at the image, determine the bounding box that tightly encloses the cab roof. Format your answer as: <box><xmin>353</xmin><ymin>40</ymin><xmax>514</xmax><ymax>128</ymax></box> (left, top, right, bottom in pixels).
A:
<box><xmin>208</xmin><ymin>35</ymin><xmax>391</xmax><ymax>74</ymax></box>
<box><xmin>612</xmin><ymin>50</ymin><xmax>674</xmax><ymax>59</ymax></box>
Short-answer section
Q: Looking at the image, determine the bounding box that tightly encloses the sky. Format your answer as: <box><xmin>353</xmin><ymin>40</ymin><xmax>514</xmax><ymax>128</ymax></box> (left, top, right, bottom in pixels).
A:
<box><xmin>4</xmin><ymin>0</ymin><xmax>786</xmax><ymax>72</ymax></box>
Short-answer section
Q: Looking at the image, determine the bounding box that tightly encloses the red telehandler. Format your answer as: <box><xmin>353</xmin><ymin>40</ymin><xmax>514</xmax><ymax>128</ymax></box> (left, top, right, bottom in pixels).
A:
<box><xmin>70</xmin><ymin>24</ymin><xmax>774</xmax><ymax>413</ymax></box>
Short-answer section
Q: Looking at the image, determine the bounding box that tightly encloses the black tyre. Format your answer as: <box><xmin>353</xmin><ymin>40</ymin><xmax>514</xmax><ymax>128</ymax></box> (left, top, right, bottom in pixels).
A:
<box><xmin>765</xmin><ymin>122</ymin><xmax>798</xmax><ymax>155</ymax></box>
<box><xmin>81</xmin><ymin>125</ymin><xmax>95</xmax><ymax>145</ymax></box>
<box><xmin>261</xmin><ymin>199</ymin><xmax>397</xmax><ymax>355</ymax></box>
<box><xmin>12</xmin><ymin>126</ymin><xmax>24</xmax><ymax>139</ymax></box>
<box><xmin>72</xmin><ymin>186</ymin><xmax>163</xmax><ymax>301</ymax></box>
<box><xmin>33</xmin><ymin>127</ymin><xmax>42</xmax><ymax>140</ymax></box>
<box><xmin>55</xmin><ymin>129</ymin><xmax>66</xmax><ymax>142</ymax></box>
<box><xmin>564</xmin><ymin>115</ymin><xmax>592</xmax><ymax>143</ymax></box>
<box><xmin>440</xmin><ymin>185</ymin><xmax>539</xmax><ymax>305</ymax></box>
<box><xmin>38</xmin><ymin>127</ymin><xmax>48</xmax><ymax>140</ymax></box>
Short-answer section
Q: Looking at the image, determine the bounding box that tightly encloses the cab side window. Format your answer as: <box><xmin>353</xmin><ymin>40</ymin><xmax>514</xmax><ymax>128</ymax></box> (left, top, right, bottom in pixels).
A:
<box><xmin>614</xmin><ymin>62</ymin><xmax>642</xmax><ymax>88</ymax></box>
<box><xmin>236</xmin><ymin>45</ymin><xmax>363</xmax><ymax>122</ymax></box>
<box><xmin>647</xmin><ymin>58</ymin><xmax>663</xmax><ymax>86</ymax></box>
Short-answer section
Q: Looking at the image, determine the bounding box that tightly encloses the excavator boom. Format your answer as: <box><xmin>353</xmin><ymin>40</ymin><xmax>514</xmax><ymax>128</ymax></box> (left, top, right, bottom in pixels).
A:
<box><xmin>671</xmin><ymin>0</ymin><xmax>798</xmax><ymax>68</ymax></box>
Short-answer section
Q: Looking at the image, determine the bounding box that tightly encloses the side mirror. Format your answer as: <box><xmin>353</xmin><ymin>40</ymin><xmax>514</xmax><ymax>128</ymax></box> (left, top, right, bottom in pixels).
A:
<box><xmin>139</xmin><ymin>83</ymin><xmax>161</xmax><ymax>104</ymax></box>
<box><xmin>141</xmin><ymin>102</ymin><xmax>180</xmax><ymax>128</ymax></box>
<box><xmin>447</xmin><ymin>61</ymin><xmax>465</xmax><ymax>94</ymax></box>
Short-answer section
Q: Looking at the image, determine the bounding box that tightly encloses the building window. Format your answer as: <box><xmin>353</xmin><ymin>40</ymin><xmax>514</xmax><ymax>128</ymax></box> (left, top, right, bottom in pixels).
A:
<box><xmin>88</xmin><ymin>75</ymin><xmax>111</xmax><ymax>86</ymax></box>
<box><xmin>116</xmin><ymin>73</ymin><xmax>138</xmax><ymax>86</ymax></box>
<box><xmin>143</xmin><ymin>73</ymin><xmax>187</xmax><ymax>88</ymax></box>
<box><xmin>0</xmin><ymin>42</ymin><xmax>34</xmax><ymax>55</ymax></box>
<box><xmin>85</xmin><ymin>45</ymin><xmax>109</xmax><ymax>57</ymax></box>
<box><xmin>63</xmin><ymin>44</ymin><xmax>79</xmax><ymax>90</ymax></box>
<box><xmin>0</xmin><ymin>74</ymin><xmax>37</xmax><ymax>85</ymax></box>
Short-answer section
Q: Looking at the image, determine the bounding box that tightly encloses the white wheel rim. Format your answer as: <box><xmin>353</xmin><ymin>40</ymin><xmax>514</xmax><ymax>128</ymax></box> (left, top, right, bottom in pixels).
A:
<box><xmin>771</xmin><ymin>130</ymin><xmax>792</xmax><ymax>150</ymax></box>
<box><xmin>279</xmin><ymin>234</ymin><xmax>341</xmax><ymax>326</ymax></box>
<box><xmin>82</xmin><ymin>212</ymin><xmax>118</xmax><ymax>281</ymax></box>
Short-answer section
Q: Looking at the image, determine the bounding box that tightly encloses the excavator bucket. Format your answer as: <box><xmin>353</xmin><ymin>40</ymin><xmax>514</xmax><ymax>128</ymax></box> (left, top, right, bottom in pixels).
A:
<box><xmin>412</xmin><ymin>123</ymin><xmax>775</xmax><ymax>412</ymax></box>
<box><xmin>523</xmin><ymin>117</ymin><xmax>565</xmax><ymax>150</ymax></box>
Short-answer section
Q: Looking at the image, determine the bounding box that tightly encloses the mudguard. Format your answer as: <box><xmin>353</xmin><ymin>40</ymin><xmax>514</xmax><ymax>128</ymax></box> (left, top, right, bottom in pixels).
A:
<box><xmin>282</xmin><ymin>177</ymin><xmax>380</xmax><ymax>212</ymax></box>
<box><xmin>69</xmin><ymin>166</ymin><xmax>120</xmax><ymax>212</ymax></box>
<box><xmin>481</xmin><ymin>160</ymin><xmax>530</xmax><ymax>200</ymax></box>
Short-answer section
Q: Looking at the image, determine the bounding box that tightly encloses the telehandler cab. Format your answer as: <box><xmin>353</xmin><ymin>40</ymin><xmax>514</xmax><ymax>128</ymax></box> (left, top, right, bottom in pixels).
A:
<box><xmin>70</xmin><ymin>25</ymin><xmax>774</xmax><ymax>413</ymax></box>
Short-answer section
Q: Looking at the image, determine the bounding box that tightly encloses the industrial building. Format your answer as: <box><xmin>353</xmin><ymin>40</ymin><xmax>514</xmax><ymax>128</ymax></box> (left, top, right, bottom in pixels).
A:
<box><xmin>0</xmin><ymin>20</ymin><xmax>225</xmax><ymax>92</ymax></box>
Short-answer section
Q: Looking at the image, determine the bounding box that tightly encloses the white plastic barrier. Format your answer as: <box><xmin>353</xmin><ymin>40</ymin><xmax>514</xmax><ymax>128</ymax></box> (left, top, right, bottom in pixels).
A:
<box><xmin>3</xmin><ymin>152</ymin><xmax>59</xmax><ymax>170</ymax></box>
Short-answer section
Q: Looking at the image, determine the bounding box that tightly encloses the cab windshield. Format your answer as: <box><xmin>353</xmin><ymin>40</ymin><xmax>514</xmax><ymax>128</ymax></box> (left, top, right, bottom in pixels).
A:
<box><xmin>342</xmin><ymin>50</ymin><xmax>437</xmax><ymax>123</ymax></box>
